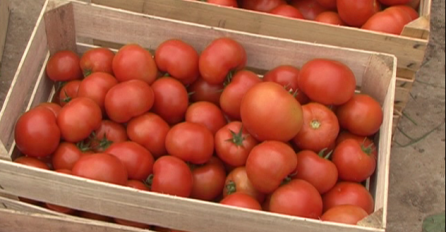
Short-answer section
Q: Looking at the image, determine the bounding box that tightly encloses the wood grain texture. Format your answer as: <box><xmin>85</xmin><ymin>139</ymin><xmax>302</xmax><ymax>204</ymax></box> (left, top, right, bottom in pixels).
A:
<box><xmin>0</xmin><ymin>0</ymin><xmax>9</xmax><ymax>65</ymax></box>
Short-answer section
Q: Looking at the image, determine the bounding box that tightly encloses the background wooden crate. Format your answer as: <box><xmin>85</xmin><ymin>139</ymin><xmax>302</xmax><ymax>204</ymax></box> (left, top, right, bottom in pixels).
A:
<box><xmin>0</xmin><ymin>0</ymin><xmax>395</xmax><ymax>232</ymax></box>
<box><xmin>0</xmin><ymin>0</ymin><xmax>10</xmax><ymax>66</ymax></box>
<box><xmin>82</xmin><ymin>0</ymin><xmax>431</xmax><ymax>135</ymax></box>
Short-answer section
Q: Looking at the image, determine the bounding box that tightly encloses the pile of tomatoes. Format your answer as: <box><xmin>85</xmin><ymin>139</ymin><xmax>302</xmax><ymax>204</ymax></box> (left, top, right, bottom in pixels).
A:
<box><xmin>197</xmin><ymin>0</ymin><xmax>421</xmax><ymax>35</ymax></box>
<box><xmin>13</xmin><ymin>36</ymin><xmax>385</xmax><ymax>231</ymax></box>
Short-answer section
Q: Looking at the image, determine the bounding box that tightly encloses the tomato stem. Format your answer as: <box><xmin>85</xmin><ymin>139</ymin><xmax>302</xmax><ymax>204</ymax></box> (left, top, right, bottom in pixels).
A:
<box><xmin>226</xmin><ymin>127</ymin><xmax>246</xmax><ymax>147</ymax></box>
<box><xmin>83</xmin><ymin>69</ymin><xmax>92</xmax><ymax>78</ymax></box>
<box><xmin>310</xmin><ymin>120</ymin><xmax>322</xmax><ymax>129</ymax></box>
<box><xmin>361</xmin><ymin>143</ymin><xmax>375</xmax><ymax>156</ymax></box>
<box><xmin>225</xmin><ymin>181</ymin><xmax>237</xmax><ymax>195</ymax></box>
<box><xmin>145</xmin><ymin>174</ymin><xmax>154</xmax><ymax>191</ymax></box>
<box><xmin>62</xmin><ymin>90</ymin><xmax>72</xmax><ymax>103</ymax></box>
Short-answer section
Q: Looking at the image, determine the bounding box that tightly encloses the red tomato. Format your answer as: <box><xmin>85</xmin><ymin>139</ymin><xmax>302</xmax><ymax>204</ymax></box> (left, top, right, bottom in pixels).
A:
<box><xmin>77</xmin><ymin>72</ymin><xmax>118</xmax><ymax>113</ymax></box>
<box><xmin>337</xmin><ymin>0</ymin><xmax>381</xmax><ymax>27</ymax></box>
<box><xmin>269</xmin><ymin>179</ymin><xmax>323</xmax><ymax>219</ymax></box>
<box><xmin>221</xmin><ymin>192</ymin><xmax>262</xmax><ymax>211</ymax></box>
<box><xmin>45</xmin><ymin>203</ymin><xmax>77</xmax><ymax>215</ymax></box>
<box><xmin>241</xmin><ymin>82</ymin><xmax>303</xmax><ymax>142</ymax></box>
<box><xmin>127</xmin><ymin>113</ymin><xmax>170</xmax><ymax>159</ymax></box>
<box><xmin>292</xmin><ymin>103</ymin><xmax>340</xmax><ymax>153</ymax></box>
<box><xmin>269</xmin><ymin>5</ymin><xmax>305</xmax><ymax>19</ymax></box>
<box><xmin>90</xmin><ymin>120</ymin><xmax>128</xmax><ymax>152</ymax></box>
<box><xmin>362</xmin><ymin>11</ymin><xmax>407</xmax><ymax>35</ymax></box>
<box><xmin>104</xmin><ymin>79</ymin><xmax>155</xmax><ymax>123</ymax></box>
<box><xmin>263</xmin><ymin>65</ymin><xmax>309</xmax><ymax>105</ymax></box>
<box><xmin>114</xmin><ymin>218</ymin><xmax>151</xmax><ymax>229</ymax></box>
<box><xmin>165</xmin><ymin>122</ymin><xmax>214</xmax><ymax>165</ymax></box>
<box><xmin>220</xmin><ymin>70</ymin><xmax>262</xmax><ymax>120</ymax></box>
<box><xmin>185</xmin><ymin>101</ymin><xmax>227</xmax><ymax>135</ymax></box>
<box><xmin>315</xmin><ymin>11</ymin><xmax>347</xmax><ymax>25</ymax></box>
<box><xmin>323</xmin><ymin>182</ymin><xmax>375</xmax><ymax>214</ymax></box>
<box><xmin>379</xmin><ymin>0</ymin><xmax>411</xmax><ymax>5</ymax></box>
<box><xmin>150</xmin><ymin>156</ymin><xmax>194</xmax><ymax>198</ymax></box>
<box><xmin>336</xmin><ymin>94</ymin><xmax>383</xmax><ymax>136</ymax></box>
<box><xmin>58</xmin><ymin>97</ymin><xmax>102</xmax><ymax>143</ymax></box>
<box><xmin>58</xmin><ymin>80</ymin><xmax>81</xmax><ymax>107</ymax></box>
<box><xmin>336</xmin><ymin>131</ymin><xmax>378</xmax><ymax>158</ymax></box>
<box><xmin>126</xmin><ymin>180</ymin><xmax>150</xmax><ymax>191</ymax></box>
<box><xmin>316</xmin><ymin>0</ymin><xmax>337</xmax><ymax>9</ymax></box>
<box><xmin>242</xmin><ymin>0</ymin><xmax>286</xmax><ymax>12</ymax></box>
<box><xmin>321</xmin><ymin>205</ymin><xmax>369</xmax><ymax>225</ymax></box>
<box><xmin>35</xmin><ymin>102</ymin><xmax>62</xmax><ymax>118</ymax></box>
<box><xmin>55</xmin><ymin>169</ymin><xmax>72</xmax><ymax>175</ymax></box>
<box><xmin>112</xmin><ymin>44</ymin><xmax>158</xmax><ymax>84</ymax></box>
<box><xmin>151</xmin><ymin>77</ymin><xmax>189</xmax><ymax>125</ymax></box>
<box><xmin>72</xmin><ymin>153</ymin><xmax>128</xmax><ymax>185</ymax></box>
<box><xmin>105</xmin><ymin>141</ymin><xmax>155</xmax><ymax>181</ymax></box>
<box><xmin>80</xmin><ymin>47</ymin><xmax>115</xmax><ymax>77</ymax></box>
<box><xmin>290</xmin><ymin>0</ymin><xmax>329</xmax><ymax>20</ymax></box>
<box><xmin>215</xmin><ymin>121</ymin><xmax>259</xmax><ymax>167</ymax></box>
<box><xmin>205</xmin><ymin>0</ymin><xmax>238</xmax><ymax>7</ymax></box>
<box><xmin>294</xmin><ymin>150</ymin><xmax>338</xmax><ymax>194</ymax></box>
<box><xmin>52</xmin><ymin>142</ymin><xmax>88</xmax><ymax>170</ymax></box>
<box><xmin>199</xmin><ymin>38</ymin><xmax>247</xmax><ymax>85</ymax></box>
<box><xmin>15</xmin><ymin>107</ymin><xmax>60</xmax><ymax>158</ymax></box>
<box><xmin>46</xmin><ymin>50</ymin><xmax>83</xmax><ymax>82</ymax></box>
<box><xmin>14</xmin><ymin>156</ymin><xmax>51</xmax><ymax>170</ymax></box>
<box><xmin>155</xmin><ymin>39</ymin><xmax>199</xmax><ymax>85</ymax></box>
<box><xmin>332</xmin><ymin>139</ymin><xmax>377</xmax><ymax>183</ymax></box>
<box><xmin>79</xmin><ymin>212</ymin><xmax>113</xmax><ymax>222</ymax></box>
<box><xmin>246</xmin><ymin>141</ymin><xmax>298</xmax><ymax>194</ymax></box>
<box><xmin>191</xmin><ymin>157</ymin><xmax>227</xmax><ymax>201</ymax></box>
<box><xmin>188</xmin><ymin>78</ymin><xmax>224</xmax><ymax>106</ymax></box>
<box><xmin>299</xmin><ymin>59</ymin><xmax>357</xmax><ymax>106</ymax></box>
<box><xmin>224</xmin><ymin>167</ymin><xmax>266</xmax><ymax>203</ymax></box>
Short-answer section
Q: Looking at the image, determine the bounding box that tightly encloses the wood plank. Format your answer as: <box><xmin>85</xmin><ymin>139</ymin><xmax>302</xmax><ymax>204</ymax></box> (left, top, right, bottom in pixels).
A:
<box><xmin>0</xmin><ymin>208</ymin><xmax>152</xmax><ymax>232</ymax></box>
<box><xmin>0</xmin><ymin>1</ymin><xmax>50</xmax><ymax>158</ymax></box>
<box><xmin>402</xmin><ymin>15</ymin><xmax>431</xmax><ymax>40</ymax></box>
<box><xmin>86</xmin><ymin>0</ymin><xmax>428</xmax><ymax>72</ymax></box>
<box><xmin>0</xmin><ymin>0</ymin><xmax>9</xmax><ymax>65</ymax></box>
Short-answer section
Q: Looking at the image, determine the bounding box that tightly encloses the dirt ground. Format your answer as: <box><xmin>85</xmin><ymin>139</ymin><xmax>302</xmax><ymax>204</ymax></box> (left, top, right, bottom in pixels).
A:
<box><xmin>0</xmin><ymin>1</ymin><xmax>444</xmax><ymax>232</ymax></box>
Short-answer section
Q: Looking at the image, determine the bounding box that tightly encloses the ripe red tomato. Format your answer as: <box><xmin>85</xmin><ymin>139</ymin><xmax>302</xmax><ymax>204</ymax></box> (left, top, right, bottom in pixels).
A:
<box><xmin>126</xmin><ymin>180</ymin><xmax>150</xmax><ymax>191</ymax></box>
<box><xmin>242</xmin><ymin>0</ymin><xmax>286</xmax><ymax>12</ymax></box>
<box><xmin>188</xmin><ymin>78</ymin><xmax>224</xmax><ymax>106</ymax></box>
<box><xmin>185</xmin><ymin>101</ymin><xmax>227</xmax><ymax>135</ymax></box>
<box><xmin>220</xmin><ymin>70</ymin><xmax>262</xmax><ymax>120</ymax></box>
<box><xmin>127</xmin><ymin>113</ymin><xmax>170</xmax><ymax>159</ymax></box>
<box><xmin>263</xmin><ymin>65</ymin><xmax>309</xmax><ymax>105</ymax></box>
<box><xmin>155</xmin><ymin>39</ymin><xmax>199</xmax><ymax>85</ymax></box>
<box><xmin>191</xmin><ymin>157</ymin><xmax>227</xmax><ymax>201</ymax></box>
<box><xmin>114</xmin><ymin>218</ymin><xmax>151</xmax><ymax>229</ymax></box>
<box><xmin>220</xmin><ymin>192</ymin><xmax>262</xmax><ymax>211</ymax></box>
<box><xmin>35</xmin><ymin>102</ymin><xmax>62</xmax><ymax>118</ymax></box>
<box><xmin>290</xmin><ymin>0</ymin><xmax>329</xmax><ymax>20</ymax></box>
<box><xmin>378</xmin><ymin>0</ymin><xmax>411</xmax><ymax>5</ymax></box>
<box><xmin>240</xmin><ymin>82</ymin><xmax>304</xmax><ymax>142</ymax></box>
<box><xmin>165</xmin><ymin>122</ymin><xmax>214</xmax><ymax>165</ymax></box>
<box><xmin>337</xmin><ymin>0</ymin><xmax>381</xmax><ymax>27</ymax></box>
<box><xmin>336</xmin><ymin>94</ymin><xmax>384</xmax><ymax>136</ymax></box>
<box><xmin>79</xmin><ymin>211</ymin><xmax>113</xmax><ymax>222</ymax></box>
<box><xmin>112</xmin><ymin>44</ymin><xmax>158</xmax><ymax>84</ymax></box>
<box><xmin>77</xmin><ymin>72</ymin><xmax>117</xmax><ymax>111</ymax></box>
<box><xmin>332</xmin><ymin>139</ymin><xmax>377</xmax><ymax>183</ymax></box>
<box><xmin>105</xmin><ymin>141</ymin><xmax>155</xmax><ymax>181</ymax></box>
<box><xmin>205</xmin><ymin>0</ymin><xmax>239</xmax><ymax>7</ymax></box>
<box><xmin>15</xmin><ymin>107</ymin><xmax>60</xmax><ymax>158</ymax></box>
<box><xmin>150</xmin><ymin>156</ymin><xmax>194</xmax><ymax>198</ymax></box>
<box><xmin>199</xmin><ymin>38</ymin><xmax>247</xmax><ymax>85</ymax></box>
<box><xmin>151</xmin><ymin>77</ymin><xmax>189</xmax><ymax>125</ymax></box>
<box><xmin>58</xmin><ymin>80</ymin><xmax>81</xmax><ymax>107</ymax></box>
<box><xmin>215</xmin><ymin>121</ymin><xmax>259</xmax><ymax>167</ymax></box>
<box><xmin>269</xmin><ymin>179</ymin><xmax>323</xmax><ymax>219</ymax></box>
<box><xmin>246</xmin><ymin>141</ymin><xmax>298</xmax><ymax>194</ymax></box>
<box><xmin>269</xmin><ymin>5</ymin><xmax>305</xmax><ymax>19</ymax></box>
<box><xmin>52</xmin><ymin>142</ymin><xmax>88</xmax><ymax>170</ymax></box>
<box><xmin>90</xmin><ymin>120</ymin><xmax>128</xmax><ymax>152</ymax></box>
<box><xmin>391</xmin><ymin>5</ymin><xmax>419</xmax><ymax>20</ymax></box>
<box><xmin>362</xmin><ymin>11</ymin><xmax>407</xmax><ymax>35</ymax></box>
<box><xmin>72</xmin><ymin>153</ymin><xmax>128</xmax><ymax>185</ymax></box>
<box><xmin>321</xmin><ymin>205</ymin><xmax>369</xmax><ymax>225</ymax></box>
<box><xmin>46</xmin><ymin>50</ymin><xmax>83</xmax><ymax>82</ymax></box>
<box><xmin>80</xmin><ymin>47</ymin><xmax>115</xmax><ymax>77</ymax></box>
<box><xmin>323</xmin><ymin>182</ymin><xmax>375</xmax><ymax>214</ymax></box>
<box><xmin>294</xmin><ymin>150</ymin><xmax>338</xmax><ymax>194</ymax></box>
<box><xmin>45</xmin><ymin>203</ymin><xmax>77</xmax><ymax>215</ymax></box>
<box><xmin>58</xmin><ymin>97</ymin><xmax>102</xmax><ymax>143</ymax></box>
<box><xmin>104</xmin><ymin>79</ymin><xmax>155</xmax><ymax>123</ymax></box>
<box><xmin>336</xmin><ymin>131</ymin><xmax>378</xmax><ymax>158</ymax></box>
<box><xmin>316</xmin><ymin>0</ymin><xmax>337</xmax><ymax>9</ymax></box>
<box><xmin>14</xmin><ymin>156</ymin><xmax>51</xmax><ymax>170</ymax></box>
<box><xmin>224</xmin><ymin>167</ymin><xmax>266</xmax><ymax>203</ymax></box>
<box><xmin>292</xmin><ymin>102</ymin><xmax>340</xmax><ymax>153</ymax></box>
<box><xmin>315</xmin><ymin>11</ymin><xmax>347</xmax><ymax>26</ymax></box>
<box><xmin>299</xmin><ymin>59</ymin><xmax>357</xmax><ymax>106</ymax></box>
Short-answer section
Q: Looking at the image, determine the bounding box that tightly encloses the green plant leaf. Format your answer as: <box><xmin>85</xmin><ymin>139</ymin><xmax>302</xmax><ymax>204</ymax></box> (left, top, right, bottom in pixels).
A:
<box><xmin>423</xmin><ymin>212</ymin><xmax>445</xmax><ymax>232</ymax></box>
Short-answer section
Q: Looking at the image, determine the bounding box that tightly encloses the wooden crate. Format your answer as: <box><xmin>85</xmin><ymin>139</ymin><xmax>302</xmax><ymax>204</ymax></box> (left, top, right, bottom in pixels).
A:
<box><xmin>0</xmin><ymin>0</ymin><xmax>10</xmax><ymax>65</ymax></box>
<box><xmin>82</xmin><ymin>0</ymin><xmax>431</xmax><ymax>132</ymax></box>
<box><xmin>0</xmin><ymin>0</ymin><xmax>396</xmax><ymax>231</ymax></box>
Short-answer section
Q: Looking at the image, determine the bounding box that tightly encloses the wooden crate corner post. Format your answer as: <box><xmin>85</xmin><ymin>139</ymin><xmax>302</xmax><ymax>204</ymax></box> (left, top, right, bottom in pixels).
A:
<box><xmin>0</xmin><ymin>0</ymin><xmax>9</xmax><ymax>66</ymax></box>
